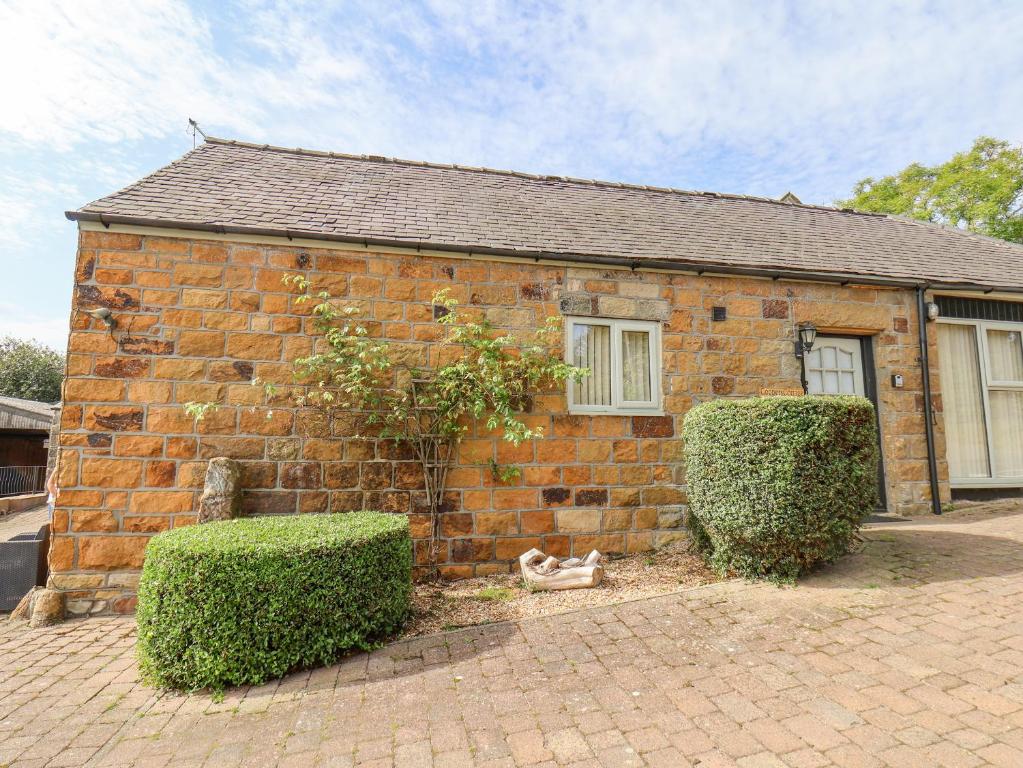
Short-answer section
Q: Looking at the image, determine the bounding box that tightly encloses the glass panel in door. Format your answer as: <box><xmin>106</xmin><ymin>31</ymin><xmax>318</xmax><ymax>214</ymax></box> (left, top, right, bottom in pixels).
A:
<box><xmin>989</xmin><ymin>390</ymin><xmax>1023</xmax><ymax>477</ymax></box>
<box><xmin>986</xmin><ymin>329</ymin><xmax>1023</xmax><ymax>383</ymax></box>
<box><xmin>805</xmin><ymin>337</ymin><xmax>864</xmax><ymax>396</ymax></box>
<box><xmin>936</xmin><ymin>324</ymin><xmax>991</xmax><ymax>479</ymax></box>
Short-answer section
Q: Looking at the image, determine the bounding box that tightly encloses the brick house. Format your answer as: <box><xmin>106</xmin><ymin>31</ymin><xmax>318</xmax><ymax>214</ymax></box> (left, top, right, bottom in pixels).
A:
<box><xmin>53</xmin><ymin>137</ymin><xmax>1023</xmax><ymax>616</ymax></box>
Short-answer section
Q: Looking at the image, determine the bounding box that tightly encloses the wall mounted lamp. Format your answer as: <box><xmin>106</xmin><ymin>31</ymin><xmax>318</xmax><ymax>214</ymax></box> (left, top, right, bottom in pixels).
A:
<box><xmin>794</xmin><ymin>322</ymin><xmax>817</xmax><ymax>359</ymax></box>
<box><xmin>86</xmin><ymin>307</ymin><xmax>117</xmax><ymax>330</ymax></box>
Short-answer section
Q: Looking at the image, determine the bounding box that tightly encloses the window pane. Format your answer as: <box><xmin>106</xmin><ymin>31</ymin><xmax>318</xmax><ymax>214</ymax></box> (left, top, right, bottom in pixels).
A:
<box><xmin>572</xmin><ymin>324</ymin><xmax>611</xmax><ymax>406</ymax></box>
<box><xmin>990</xmin><ymin>390</ymin><xmax>1023</xmax><ymax>478</ymax></box>
<box><xmin>937</xmin><ymin>324</ymin><xmax>990</xmax><ymax>478</ymax></box>
<box><xmin>987</xmin><ymin>329</ymin><xmax>1023</xmax><ymax>382</ymax></box>
<box><xmin>622</xmin><ymin>330</ymin><xmax>651</xmax><ymax>401</ymax></box>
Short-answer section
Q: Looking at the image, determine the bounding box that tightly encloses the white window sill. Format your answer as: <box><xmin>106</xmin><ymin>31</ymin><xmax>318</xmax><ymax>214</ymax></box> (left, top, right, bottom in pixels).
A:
<box><xmin>567</xmin><ymin>407</ymin><xmax>665</xmax><ymax>417</ymax></box>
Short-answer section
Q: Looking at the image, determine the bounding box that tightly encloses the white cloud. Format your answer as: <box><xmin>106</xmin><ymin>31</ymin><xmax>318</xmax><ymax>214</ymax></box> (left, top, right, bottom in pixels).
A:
<box><xmin>2</xmin><ymin>0</ymin><xmax>1021</xmax><ymax>202</ymax></box>
<box><xmin>0</xmin><ymin>301</ymin><xmax>71</xmax><ymax>351</ymax></box>
<box><xmin>2</xmin><ymin>0</ymin><xmax>1021</xmax><ymax>350</ymax></box>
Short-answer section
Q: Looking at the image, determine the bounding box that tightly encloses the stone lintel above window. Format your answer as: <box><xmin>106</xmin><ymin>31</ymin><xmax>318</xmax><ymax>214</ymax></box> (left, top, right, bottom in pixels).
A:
<box><xmin>558</xmin><ymin>292</ymin><xmax>669</xmax><ymax>323</ymax></box>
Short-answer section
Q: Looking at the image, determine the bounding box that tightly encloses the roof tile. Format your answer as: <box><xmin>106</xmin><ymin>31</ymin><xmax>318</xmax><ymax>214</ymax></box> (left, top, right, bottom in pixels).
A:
<box><xmin>69</xmin><ymin>138</ymin><xmax>1023</xmax><ymax>290</ymax></box>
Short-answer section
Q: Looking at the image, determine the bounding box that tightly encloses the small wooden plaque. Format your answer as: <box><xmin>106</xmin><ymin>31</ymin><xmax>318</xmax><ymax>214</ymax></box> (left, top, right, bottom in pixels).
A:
<box><xmin>759</xmin><ymin>387</ymin><xmax>804</xmax><ymax>397</ymax></box>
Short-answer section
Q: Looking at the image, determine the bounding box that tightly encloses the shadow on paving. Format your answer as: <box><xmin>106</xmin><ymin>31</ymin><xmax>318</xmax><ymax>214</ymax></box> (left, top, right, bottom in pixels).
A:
<box><xmin>803</xmin><ymin>526</ymin><xmax>1023</xmax><ymax>589</ymax></box>
<box><xmin>329</xmin><ymin>618</ymin><xmax>519</xmax><ymax>690</ymax></box>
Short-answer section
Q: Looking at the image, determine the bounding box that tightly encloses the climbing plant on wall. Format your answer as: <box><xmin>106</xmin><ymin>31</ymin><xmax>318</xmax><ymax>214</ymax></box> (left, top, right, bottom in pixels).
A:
<box><xmin>186</xmin><ymin>276</ymin><xmax>585</xmax><ymax>570</ymax></box>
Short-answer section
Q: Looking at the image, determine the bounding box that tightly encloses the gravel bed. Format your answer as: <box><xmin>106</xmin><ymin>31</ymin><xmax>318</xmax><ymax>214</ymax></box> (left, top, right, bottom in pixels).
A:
<box><xmin>403</xmin><ymin>542</ymin><xmax>719</xmax><ymax>637</ymax></box>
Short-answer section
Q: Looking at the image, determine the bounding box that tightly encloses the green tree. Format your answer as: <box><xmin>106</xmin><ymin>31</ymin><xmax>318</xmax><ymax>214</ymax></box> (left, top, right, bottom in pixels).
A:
<box><xmin>0</xmin><ymin>337</ymin><xmax>64</xmax><ymax>403</ymax></box>
<box><xmin>838</xmin><ymin>137</ymin><xmax>1023</xmax><ymax>244</ymax></box>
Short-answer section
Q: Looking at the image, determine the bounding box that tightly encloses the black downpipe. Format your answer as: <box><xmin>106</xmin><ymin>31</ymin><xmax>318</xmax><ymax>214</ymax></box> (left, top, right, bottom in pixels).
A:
<box><xmin>916</xmin><ymin>286</ymin><xmax>943</xmax><ymax>515</ymax></box>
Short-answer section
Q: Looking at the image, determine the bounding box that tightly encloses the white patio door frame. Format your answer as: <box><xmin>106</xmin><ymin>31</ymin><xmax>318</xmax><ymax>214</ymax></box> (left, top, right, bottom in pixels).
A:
<box><xmin>938</xmin><ymin>317</ymin><xmax>1023</xmax><ymax>488</ymax></box>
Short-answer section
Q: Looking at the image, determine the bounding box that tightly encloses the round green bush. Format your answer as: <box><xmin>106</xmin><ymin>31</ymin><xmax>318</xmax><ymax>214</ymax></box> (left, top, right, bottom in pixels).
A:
<box><xmin>136</xmin><ymin>511</ymin><xmax>411</xmax><ymax>690</ymax></box>
<box><xmin>682</xmin><ymin>396</ymin><xmax>878</xmax><ymax>583</ymax></box>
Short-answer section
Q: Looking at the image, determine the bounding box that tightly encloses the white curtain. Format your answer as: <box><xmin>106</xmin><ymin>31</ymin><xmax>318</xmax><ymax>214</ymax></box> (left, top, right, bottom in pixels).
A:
<box><xmin>937</xmin><ymin>324</ymin><xmax>990</xmax><ymax>478</ymax></box>
<box><xmin>986</xmin><ymin>329</ymin><xmax>1023</xmax><ymax>382</ymax></box>
<box><xmin>622</xmin><ymin>330</ymin><xmax>651</xmax><ymax>401</ymax></box>
<box><xmin>573</xmin><ymin>324</ymin><xmax>611</xmax><ymax>405</ymax></box>
<box><xmin>990</xmin><ymin>391</ymin><xmax>1023</xmax><ymax>477</ymax></box>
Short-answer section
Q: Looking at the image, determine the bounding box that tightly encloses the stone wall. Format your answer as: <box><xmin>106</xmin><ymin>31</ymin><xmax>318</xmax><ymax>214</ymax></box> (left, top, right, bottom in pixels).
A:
<box><xmin>49</xmin><ymin>227</ymin><xmax>950</xmax><ymax>615</ymax></box>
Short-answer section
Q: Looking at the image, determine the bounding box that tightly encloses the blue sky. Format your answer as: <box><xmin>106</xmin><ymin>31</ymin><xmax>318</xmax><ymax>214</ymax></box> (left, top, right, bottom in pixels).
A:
<box><xmin>1</xmin><ymin>0</ymin><xmax>1022</xmax><ymax>350</ymax></box>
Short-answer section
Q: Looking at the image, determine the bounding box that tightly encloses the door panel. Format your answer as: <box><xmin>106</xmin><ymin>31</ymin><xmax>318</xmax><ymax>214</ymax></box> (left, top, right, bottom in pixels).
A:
<box><xmin>805</xmin><ymin>335</ymin><xmax>886</xmax><ymax>509</ymax></box>
<box><xmin>806</xmin><ymin>337</ymin><xmax>864</xmax><ymax>396</ymax></box>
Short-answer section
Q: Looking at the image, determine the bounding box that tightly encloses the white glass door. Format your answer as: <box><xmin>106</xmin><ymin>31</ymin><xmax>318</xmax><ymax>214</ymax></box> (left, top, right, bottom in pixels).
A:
<box><xmin>937</xmin><ymin>319</ymin><xmax>1023</xmax><ymax>485</ymax></box>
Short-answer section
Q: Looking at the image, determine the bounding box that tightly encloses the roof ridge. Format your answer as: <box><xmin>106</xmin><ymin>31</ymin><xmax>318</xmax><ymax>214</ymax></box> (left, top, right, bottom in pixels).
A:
<box><xmin>201</xmin><ymin>135</ymin><xmax>883</xmax><ymax>219</ymax></box>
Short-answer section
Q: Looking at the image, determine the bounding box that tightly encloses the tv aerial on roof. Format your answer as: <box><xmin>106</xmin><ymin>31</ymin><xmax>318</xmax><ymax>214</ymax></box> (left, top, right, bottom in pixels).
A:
<box><xmin>187</xmin><ymin>118</ymin><xmax>207</xmax><ymax>148</ymax></box>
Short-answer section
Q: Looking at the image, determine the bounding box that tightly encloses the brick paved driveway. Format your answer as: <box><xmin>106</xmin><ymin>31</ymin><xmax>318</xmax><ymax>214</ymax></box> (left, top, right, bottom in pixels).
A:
<box><xmin>4</xmin><ymin>505</ymin><xmax>1023</xmax><ymax>768</ymax></box>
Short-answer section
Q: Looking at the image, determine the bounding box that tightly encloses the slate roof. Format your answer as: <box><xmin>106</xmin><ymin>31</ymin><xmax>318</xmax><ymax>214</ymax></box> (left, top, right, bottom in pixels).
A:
<box><xmin>68</xmin><ymin>137</ymin><xmax>1023</xmax><ymax>291</ymax></box>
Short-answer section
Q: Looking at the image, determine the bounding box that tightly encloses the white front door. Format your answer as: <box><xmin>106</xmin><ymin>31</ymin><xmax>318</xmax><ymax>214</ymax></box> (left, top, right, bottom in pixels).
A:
<box><xmin>806</xmin><ymin>336</ymin><xmax>865</xmax><ymax>396</ymax></box>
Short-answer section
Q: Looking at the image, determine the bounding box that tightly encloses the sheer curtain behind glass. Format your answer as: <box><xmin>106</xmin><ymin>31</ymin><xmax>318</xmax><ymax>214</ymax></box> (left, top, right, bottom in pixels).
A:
<box><xmin>986</xmin><ymin>329</ymin><xmax>1023</xmax><ymax>476</ymax></box>
<box><xmin>937</xmin><ymin>324</ymin><xmax>990</xmax><ymax>478</ymax></box>
<box><xmin>987</xmin><ymin>329</ymin><xmax>1023</xmax><ymax>381</ymax></box>
<box><xmin>573</xmin><ymin>324</ymin><xmax>611</xmax><ymax>406</ymax></box>
<box><xmin>621</xmin><ymin>330</ymin><xmax>651</xmax><ymax>401</ymax></box>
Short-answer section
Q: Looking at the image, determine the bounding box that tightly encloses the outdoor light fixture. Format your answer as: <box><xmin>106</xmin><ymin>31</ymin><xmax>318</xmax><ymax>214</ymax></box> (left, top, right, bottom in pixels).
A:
<box><xmin>86</xmin><ymin>307</ymin><xmax>117</xmax><ymax>330</ymax></box>
<box><xmin>794</xmin><ymin>322</ymin><xmax>817</xmax><ymax>358</ymax></box>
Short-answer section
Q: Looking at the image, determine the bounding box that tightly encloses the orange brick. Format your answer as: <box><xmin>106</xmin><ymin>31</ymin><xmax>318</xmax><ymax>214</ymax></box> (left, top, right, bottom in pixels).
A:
<box><xmin>122</xmin><ymin>515</ymin><xmax>171</xmax><ymax>533</ymax></box>
<box><xmin>55</xmin><ymin>489</ymin><xmax>103</xmax><ymax>507</ymax></box>
<box><xmin>521</xmin><ymin>510</ymin><xmax>555</xmax><ymax>534</ymax></box>
<box><xmin>64</xmin><ymin>378</ymin><xmax>125</xmax><ymax>402</ymax></box>
<box><xmin>129</xmin><ymin>491</ymin><xmax>194</xmax><ymax>513</ymax></box>
<box><xmin>573</xmin><ymin>534</ymin><xmax>625</xmax><ymax>555</ymax></box>
<box><xmin>192</xmin><ymin>242</ymin><xmax>229</xmax><ymax>262</ymax></box>
<box><xmin>227</xmin><ymin>333</ymin><xmax>282</xmax><ymax>360</ymax></box>
<box><xmin>146</xmin><ymin>407</ymin><xmax>195</xmax><ymax>434</ymax></box>
<box><xmin>81</xmin><ymin>231</ymin><xmax>142</xmax><ymax>250</ymax></box>
<box><xmin>51</xmin><ymin>509</ymin><xmax>69</xmax><ymax>533</ymax></box>
<box><xmin>166</xmin><ymin>437</ymin><xmax>197</xmax><ymax>459</ymax></box>
<box><xmin>48</xmin><ymin>536</ymin><xmax>75</xmax><ymax>571</ymax></box>
<box><xmin>83</xmin><ymin>405</ymin><xmax>144</xmax><ymax>432</ymax></box>
<box><xmin>144</xmin><ymin>235</ymin><xmax>190</xmax><ymax>253</ymax></box>
<box><xmin>78</xmin><ymin>536</ymin><xmax>150</xmax><ymax>570</ymax></box>
<box><xmin>173</xmin><ymin>263</ymin><xmax>224</xmax><ymax>287</ymax></box>
<box><xmin>178</xmin><ymin>330</ymin><xmax>225</xmax><ymax>357</ymax></box>
<box><xmin>68</xmin><ymin>332</ymin><xmax>118</xmax><ymax>354</ymax></box>
<box><xmin>495</xmin><ymin>536</ymin><xmax>540</xmax><ymax>560</ymax></box>
<box><xmin>181</xmin><ymin>288</ymin><xmax>228</xmax><ymax>308</ymax></box>
<box><xmin>136</xmin><ymin>270</ymin><xmax>172</xmax><ymax>288</ymax></box>
<box><xmin>154</xmin><ymin>358</ymin><xmax>205</xmax><ymax>379</ymax></box>
<box><xmin>145</xmin><ymin>460</ymin><xmax>176</xmax><ymax>487</ymax></box>
<box><xmin>128</xmin><ymin>381</ymin><xmax>173</xmax><ymax>403</ymax></box>
<box><xmin>71</xmin><ymin>510</ymin><xmax>118</xmax><ymax>532</ymax></box>
<box><xmin>476</xmin><ymin>511</ymin><xmax>519</xmax><ymax>535</ymax></box>
<box><xmin>577</xmin><ymin>440</ymin><xmax>611</xmax><ymax>463</ymax></box>
<box><xmin>114</xmin><ymin>435</ymin><xmax>164</xmax><ymax>457</ymax></box>
<box><xmin>204</xmin><ymin>311</ymin><xmax>248</xmax><ymax>331</ymax></box>
<box><xmin>54</xmin><ymin>457</ymin><xmax>79</xmax><ymax>495</ymax></box>
<box><xmin>81</xmin><ymin>458</ymin><xmax>142</xmax><ymax>488</ymax></box>
<box><xmin>492</xmin><ymin>488</ymin><xmax>537</xmax><ymax>510</ymax></box>
<box><xmin>94</xmin><ymin>267</ymin><xmax>132</xmax><ymax>285</ymax></box>
<box><xmin>537</xmin><ymin>440</ymin><xmax>576</xmax><ymax>463</ymax></box>
<box><xmin>552</xmin><ymin>416</ymin><xmax>590</xmax><ymax>438</ymax></box>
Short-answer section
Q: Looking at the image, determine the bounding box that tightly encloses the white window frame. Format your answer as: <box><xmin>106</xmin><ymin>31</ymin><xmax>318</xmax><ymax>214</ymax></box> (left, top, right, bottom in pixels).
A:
<box><xmin>938</xmin><ymin>316</ymin><xmax>1023</xmax><ymax>487</ymax></box>
<box><xmin>565</xmin><ymin>317</ymin><xmax>662</xmax><ymax>415</ymax></box>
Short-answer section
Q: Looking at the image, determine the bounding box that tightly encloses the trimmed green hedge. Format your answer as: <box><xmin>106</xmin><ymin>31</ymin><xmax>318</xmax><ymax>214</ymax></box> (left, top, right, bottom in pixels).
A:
<box><xmin>136</xmin><ymin>512</ymin><xmax>411</xmax><ymax>690</ymax></box>
<box><xmin>682</xmin><ymin>396</ymin><xmax>878</xmax><ymax>582</ymax></box>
